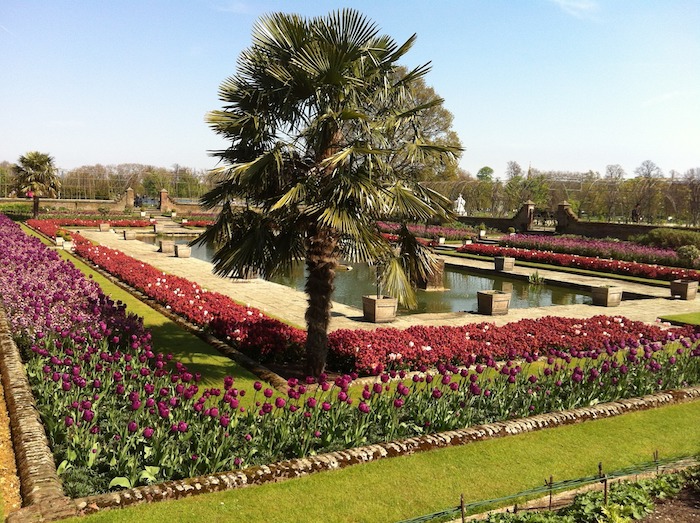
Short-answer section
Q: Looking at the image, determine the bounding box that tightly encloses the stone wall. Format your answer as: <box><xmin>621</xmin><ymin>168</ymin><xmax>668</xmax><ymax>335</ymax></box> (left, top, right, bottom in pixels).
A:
<box><xmin>554</xmin><ymin>201</ymin><xmax>676</xmax><ymax>240</ymax></box>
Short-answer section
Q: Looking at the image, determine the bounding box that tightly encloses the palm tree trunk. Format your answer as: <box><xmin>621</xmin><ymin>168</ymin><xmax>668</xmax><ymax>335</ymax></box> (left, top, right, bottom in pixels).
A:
<box><xmin>304</xmin><ymin>224</ymin><xmax>338</xmax><ymax>377</ymax></box>
<box><xmin>32</xmin><ymin>195</ymin><xmax>40</xmax><ymax>219</ymax></box>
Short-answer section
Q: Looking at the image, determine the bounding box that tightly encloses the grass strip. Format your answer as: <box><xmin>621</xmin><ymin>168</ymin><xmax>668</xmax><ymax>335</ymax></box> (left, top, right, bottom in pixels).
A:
<box><xmin>659</xmin><ymin>312</ymin><xmax>700</xmax><ymax>326</ymax></box>
<box><xmin>64</xmin><ymin>399</ymin><xmax>700</xmax><ymax>523</ymax></box>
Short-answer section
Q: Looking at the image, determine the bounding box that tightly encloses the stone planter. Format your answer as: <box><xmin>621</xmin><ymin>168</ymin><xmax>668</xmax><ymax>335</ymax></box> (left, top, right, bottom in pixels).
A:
<box><xmin>99</xmin><ymin>223</ymin><xmax>110</xmax><ymax>232</ymax></box>
<box><xmin>175</xmin><ymin>245</ymin><xmax>191</xmax><ymax>258</ymax></box>
<box><xmin>362</xmin><ymin>295</ymin><xmax>397</xmax><ymax>323</ymax></box>
<box><xmin>171</xmin><ymin>211</ymin><xmax>177</xmax><ymax>218</ymax></box>
<box><xmin>478</xmin><ymin>230</ymin><xmax>487</xmax><ymax>239</ymax></box>
<box><xmin>123</xmin><ymin>230</ymin><xmax>136</xmax><ymax>240</ymax></box>
<box><xmin>55</xmin><ymin>237</ymin><xmax>64</xmax><ymax>247</ymax></box>
<box><xmin>670</xmin><ymin>279</ymin><xmax>698</xmax><ymax>300</ymax></box>
<box><xmin>477</xmin><ymin>290</ymin><xmax>511</xmax><ymax>315</ymax></box>
<box><xmin>140</xmin><ymin>211</ymin><xmax>147</xmax><ymax>217</ymax></box>
<box><xmin>437</xmin><ymin>236</ymin><xmax>446</xmax><ymax>245</ymax></box>
<box><xmin>591</xmin><ymin>286</ymin><xmax>623</xmax><ymax>307</ymax></box>
<box><xmin>181</xmin><ymin>219</ymin><xmax>188</xmax><ymax>224</ymax></box>
<box><xmin>159</xmin><ymin>240</ymin><xmax>175</xmax><ymax>254</ymax></box>
<box><xmin>462</xmin><ymin>239</ymin><xmax>472</xmax><ymax>246</ymax></box>
<box><xmin>494</xmin><ymin>256</ymin><xmax>515</xmax><ymax>272</ymax></box>
<box><xmin>62</xmin><ymin>241</ymin><xmax>73</xmax><ymax>251</ymax></box>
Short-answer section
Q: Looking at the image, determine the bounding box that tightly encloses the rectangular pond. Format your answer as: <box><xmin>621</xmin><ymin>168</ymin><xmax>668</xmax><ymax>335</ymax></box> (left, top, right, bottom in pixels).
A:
<box><xmin>141</xmin><ymin>236</ymin><xmax>592</xmax><ymax>314</ymax></box>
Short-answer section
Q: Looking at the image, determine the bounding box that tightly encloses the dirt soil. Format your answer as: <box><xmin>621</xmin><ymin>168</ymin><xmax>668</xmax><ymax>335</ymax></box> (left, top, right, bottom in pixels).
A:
<box><xmin>640</xmin><ymin>487</ymin><xmax>700</xmax><ymax>522</ymax></box>
<box><xmin>0</xmin><ymin>379</ymin><xmax>21</xmax><ymax>516</ymax></box>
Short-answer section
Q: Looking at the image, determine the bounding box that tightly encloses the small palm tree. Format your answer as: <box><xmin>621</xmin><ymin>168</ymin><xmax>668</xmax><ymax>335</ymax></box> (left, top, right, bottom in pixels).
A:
<box><xmin>13</xmin><ymin>151</ymin><xmax>60</xmax><ymax>218</ymax></box>
<box><xmin>196</xmin><ymin>9</ymin><xmax>462</xmax><ymax>376</ymax></box>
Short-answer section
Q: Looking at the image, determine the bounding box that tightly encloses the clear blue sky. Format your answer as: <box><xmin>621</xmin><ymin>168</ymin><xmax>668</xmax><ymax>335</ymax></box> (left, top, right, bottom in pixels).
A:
<box><xmin>1</xmin><ymin>1</ymin><xmax>698</xmax><ymax>179</ymax></box>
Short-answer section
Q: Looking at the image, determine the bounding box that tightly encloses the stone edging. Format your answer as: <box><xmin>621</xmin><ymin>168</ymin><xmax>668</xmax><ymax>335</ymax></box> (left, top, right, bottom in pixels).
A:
<box><xmin>0</xmin><ymin>305</ymin><xmax>76</xmax><ymax>522</ymax></box>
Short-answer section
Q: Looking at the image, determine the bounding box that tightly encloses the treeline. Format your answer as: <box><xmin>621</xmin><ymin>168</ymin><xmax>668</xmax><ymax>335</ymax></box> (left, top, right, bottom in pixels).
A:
<box><xmin>426</xmin><ymin>161</ymin><xmax>700</xmax><ymax>226</ymax></box>
<box><xmin>0</xmin><ymin>161</ymin><xmax>214</xmax><ymax>201</ymax></box>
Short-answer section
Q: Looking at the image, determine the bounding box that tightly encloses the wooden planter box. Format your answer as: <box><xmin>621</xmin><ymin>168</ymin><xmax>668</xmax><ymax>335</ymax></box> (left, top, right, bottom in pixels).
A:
<box><xmin>62</xmin><ymin>241</ymin><xmax>73</xmax><ymax>251</ymax></box>
<box><xmin>159</xmin><ymin>240</ymin><xmax>175</xmax><ymax>254</ymax></box>
<box><xmin>362</xmin><ymin>295</ymin><xmax>397</xmax><ymax>323</ymax></box>
<box><xmin>591</xmin><ymin>286</ymin><xmax>623</xmax><ymax>307</ymax></box>
<box><xmin>494</xmin><ymin>256</ymin><xmax>515</xmax><ymax>272</ymax></box>
<box><xmin>99</xmin><ymin>223</ymin><xmax>110</xmax><ymax>232</ymax></box>
<box><xmin>670</xmin><ymin>279</ymin><xmax>698</xmax><ymax>300</ymax></box>
<box><xmin>477</xmin><ymin>290</ymin><xmax>511</xmax><ymax>315</ymax></box>
<box><xmin>175</xmin><ymin>245</ymin><xmax>191</xmax><ymax>258</ymax></box>
<box><xmin>123</xmin><ymin>230</ymin><xmax>136</xmax><ymax>240</ymax></box>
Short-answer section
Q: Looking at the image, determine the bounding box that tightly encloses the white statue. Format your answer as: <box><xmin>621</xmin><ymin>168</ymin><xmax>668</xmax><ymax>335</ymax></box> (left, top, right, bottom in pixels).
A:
<box><xmin>454</xmin><ymin>193</ymin><xmax>466</xmax><ymax>215</ymax></box>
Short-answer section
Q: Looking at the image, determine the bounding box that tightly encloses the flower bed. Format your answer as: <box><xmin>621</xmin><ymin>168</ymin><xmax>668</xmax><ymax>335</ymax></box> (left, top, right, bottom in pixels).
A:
<box><xmin>456</xmin><ymin>243</ymin><xmax>700</xmax><ymax>282</ymax></box>
<box><xmin>71</xmin><ymin>234</ymin><xmax>306</xmax><ymax>363</ymax></box>
<box><xmin>378</xmin><ymin>221</ymin><xmax>476</xmax><ymax>241</ymax></box>
<box><xmin>27</xmin><ymin>218</ymin><xmax>153</xmax><ymax>239</ymax></box>
<box><xmin>64</xmin><ymin>230</ymin><xmax>696</xmax><ymax>374</ymax></box>
<box><xmin>502</xmin><ymin>234</ymin><xmax>683</xmax><ymax>267</ymax></box>
<box><xmin>4</xmin><ymin>214</ymin><xmax>700</xmax><ymax>498</ymax></box>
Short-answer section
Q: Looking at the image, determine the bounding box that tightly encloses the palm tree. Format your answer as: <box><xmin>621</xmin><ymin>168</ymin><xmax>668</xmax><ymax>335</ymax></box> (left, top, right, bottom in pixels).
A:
<box><xmin>196</xmin><ymin>9</ymin><xmax>462</xmax><ymax>376</ymax></box>
<box><xmin>13</xmin><ymin>151</ymin><xmax>61</xmax><ymax>218</ymax></box>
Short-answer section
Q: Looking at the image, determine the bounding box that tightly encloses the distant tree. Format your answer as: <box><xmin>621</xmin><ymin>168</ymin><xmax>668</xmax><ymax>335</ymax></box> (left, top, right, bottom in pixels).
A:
<box><xmin>685</xmin><ymin>168</ymin><xmax>700</xmax><ymax>226</ymax></box>
<box><xmin>476</xmin><ymin>166</ymin><xmax>494</xmax><ymax>181</ymax></box>
<box><xmin>633</xmin><ymin>160</ymin><xmax>664</xmax><ymax>222</ymax></box>
<box><xmin>12</xmin><ymin>151</ymin><xmax>61</xmax><ymax>218</ymax></box>
<box><xmin>505</xmin><ymin>161</ymin><xmax>523</xmax><ymax>179</ymax></box>
<box><xmin>634</xmin><ymin>160</ymin><xmax>663</xmax><ymax>179</ymax></box>
<box><xmin>603</xmin><ymin>164</ymin><xmax>626</xmax><ymax>220</ymax></box>
<box><xmin>381</xmin><ymin>67</ymin><xmax>464</xmax><ymax>182</ymax></box>
<box><xmin>0</xmin><ymin>161</ymin><xmax>13</xmax><ymax>197</ymax></box>
<box><xmin>141</xmin><ymin>166</ymin><xmax>173</xmax><ymax>197</ymax></box>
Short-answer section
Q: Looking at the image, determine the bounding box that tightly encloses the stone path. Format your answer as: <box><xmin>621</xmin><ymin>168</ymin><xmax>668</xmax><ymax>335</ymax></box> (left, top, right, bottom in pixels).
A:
<box><xmin>76</xmin><ymin>218</ymin><xmax>700</xmax><ymax>332</ymax></box>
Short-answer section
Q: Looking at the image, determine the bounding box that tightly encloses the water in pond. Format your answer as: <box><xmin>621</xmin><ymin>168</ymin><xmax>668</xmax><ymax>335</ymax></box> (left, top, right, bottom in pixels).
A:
<box><xmin>143</xmin><ymin>236</ymin><xmax>591</xmax><ymax>314</ymax></box>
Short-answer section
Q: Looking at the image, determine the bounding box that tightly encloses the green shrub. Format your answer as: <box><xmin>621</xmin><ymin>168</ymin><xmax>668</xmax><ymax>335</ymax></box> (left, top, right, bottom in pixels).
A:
<box><xmin>677</xmin><ymin>245</ymin><xmax>700</xmax><ymax>267</ymax></box>
<box><xmin>633</xmin><ymin>228</ymin><xmax>700</xmax><ymax>250</ymax></box>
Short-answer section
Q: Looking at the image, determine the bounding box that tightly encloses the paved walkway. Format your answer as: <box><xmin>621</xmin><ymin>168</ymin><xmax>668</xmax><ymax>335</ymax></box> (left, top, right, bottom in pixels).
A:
<box><xmin>76</xmin><ymin>218</ymin><xmax>700</xmax><ymax>331</ymax></box>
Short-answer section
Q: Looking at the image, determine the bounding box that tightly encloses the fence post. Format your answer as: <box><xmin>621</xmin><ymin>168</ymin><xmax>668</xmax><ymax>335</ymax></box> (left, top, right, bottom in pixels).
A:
<box><xmin>599</xmin><ymin>462</ymin><xmax>608</xmax><ymax>506</ymax></box>
<box><xmin>654</xmin><ymin>449</ymin><xmax>660</xmax><ymax>476</ymax></box>
<box><xmin>546</xmin><ymin>475</ymin><xmax>554</xmax><ymax>511</ymax></box>
<box><xmin>460</xmin><ymin>493</ymin><xmax>466</xmax><ymax>523</ymax></box>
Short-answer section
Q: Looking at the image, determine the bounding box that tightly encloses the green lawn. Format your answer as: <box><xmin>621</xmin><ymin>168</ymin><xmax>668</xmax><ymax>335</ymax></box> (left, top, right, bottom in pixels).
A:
<box><xmin>60</xmin><ymin>399</ymin><xmax>700</xmax><ymax>523</ymax></box>
<box><xmin>659</xmin><ymin>311</ymin><xmax>700</xmax><ymax>326</ymax></box>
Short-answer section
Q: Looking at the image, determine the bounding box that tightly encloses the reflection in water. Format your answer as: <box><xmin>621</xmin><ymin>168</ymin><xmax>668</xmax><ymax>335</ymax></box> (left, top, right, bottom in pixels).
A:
<box><xmin>142</xmin><ymin>236</ymin><xmax>591</xmax><ymax>314</ymax></box>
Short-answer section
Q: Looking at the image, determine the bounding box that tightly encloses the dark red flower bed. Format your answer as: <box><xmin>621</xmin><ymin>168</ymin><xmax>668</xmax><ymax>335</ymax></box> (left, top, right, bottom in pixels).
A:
<box><xmin>456</xmin><ymin>243</ymin><xmax>700</xmax><ymax>282</ymax></box>
<box><xmin>47</xmin><ymin>229</ymin><xmax>694</xmax><ymax>375</ymax></box>
<box><xmin>71</xmin><ymin>235</ymin><xmax>306</xmax><ymax>363</ymax></box>
<box><xmin>28</xmin><ymin>218</ymin><xmax>153</xmax><ymax>238</ymax></box>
